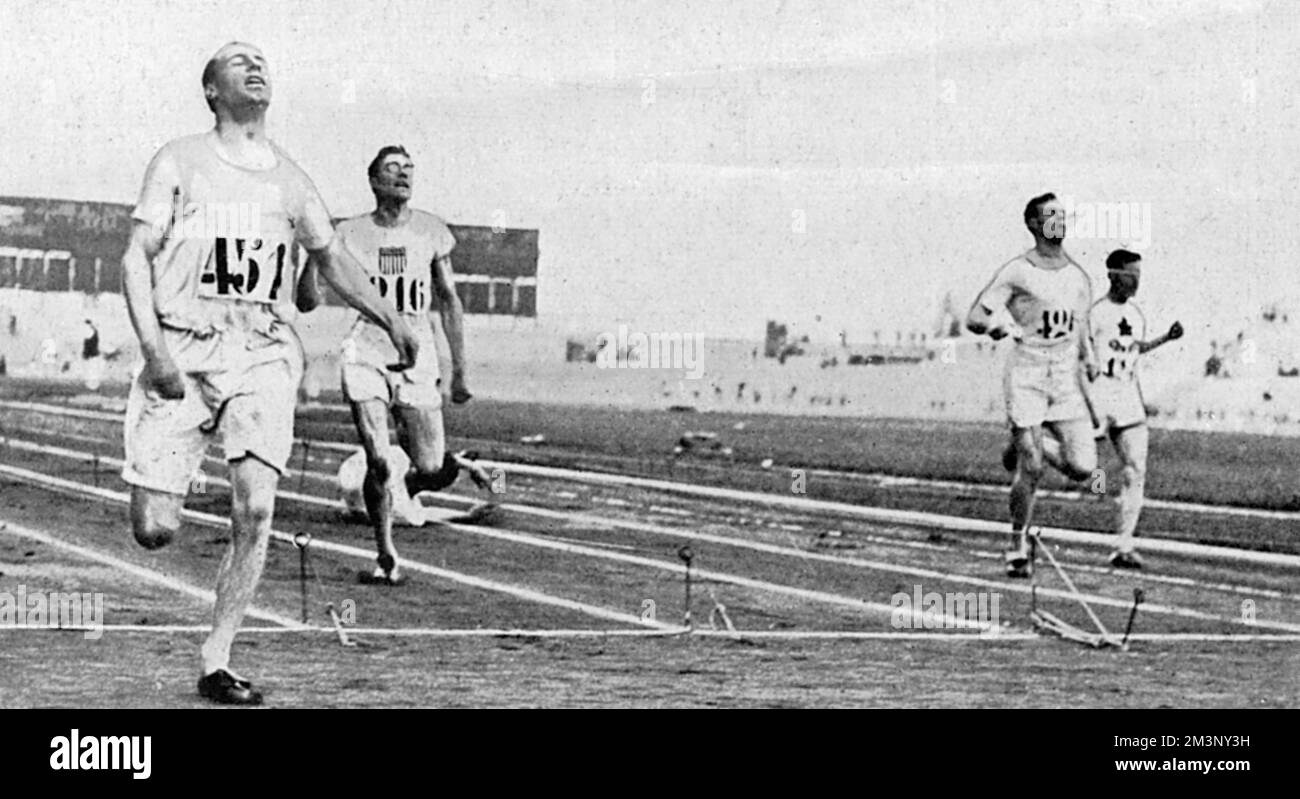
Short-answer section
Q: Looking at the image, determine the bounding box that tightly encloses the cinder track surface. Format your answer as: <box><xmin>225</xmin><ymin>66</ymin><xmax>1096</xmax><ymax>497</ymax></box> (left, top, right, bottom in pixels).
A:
<box><xmin>1</xmin><ymin>384</ymin><xmax>1296</xmax><ymax>708</ymax></box>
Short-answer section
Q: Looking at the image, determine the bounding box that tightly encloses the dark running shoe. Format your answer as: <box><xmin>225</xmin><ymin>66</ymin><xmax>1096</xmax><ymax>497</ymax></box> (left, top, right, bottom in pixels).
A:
<box><xmin>198</xmin><ymin>669</ymin><xmax>263</xmax><ymax>706</ymax></box>
<box><xmin>1108</xmin><ymin>549</ymin><xmax>1145</xmax><ymax>570</ymax></box>
<box><xmin>358</xmin><ymin>565</ymin><xmax>408</xmax><ymax>586</ymax></box>
<box><xmin>358</xmin><ymin>553</ymin><xmax>406</xmax><ymax>586</ymax></box>
<box><xmin>1004</xmin><ymin>542</ymin><xmax>1033</xmax><ymax>578</ymax></box>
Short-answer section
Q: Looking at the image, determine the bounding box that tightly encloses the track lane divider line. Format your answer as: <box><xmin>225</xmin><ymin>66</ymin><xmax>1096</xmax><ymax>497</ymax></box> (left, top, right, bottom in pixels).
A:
<box><xmin>0</xmin><ymin>517</ymin><xmax>302</xmax><ymax>628</ymax></box>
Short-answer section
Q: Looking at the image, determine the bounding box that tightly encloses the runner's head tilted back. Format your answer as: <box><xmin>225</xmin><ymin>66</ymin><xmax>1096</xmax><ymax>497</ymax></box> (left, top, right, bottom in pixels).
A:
<box><xmin>368</xmin><ymin>145</ymin><xmax>414</xmax><ymax>206</ymax></box>
<box><xmin>202</xmin><ymin>42</ymin><xmax>271</xmax><ymax>120</ymax></box>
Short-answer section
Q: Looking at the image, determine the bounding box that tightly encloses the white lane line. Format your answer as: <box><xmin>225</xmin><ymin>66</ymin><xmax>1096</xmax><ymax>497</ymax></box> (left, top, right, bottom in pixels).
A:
<box><xmin>806</xmin><ymin>466</ymin><xmax>1300</xmax><ymax>523</ymax></box>
<box><xmin>1</xmin><ymin>623</ymin><xmax>1296</xmax><ymax>643</ymax></box>
<box><xmin>0</xmin><ymin>518</ymin><xmax>302</xmax><ymax>628</ymax></box>
<box><xmin>692</xmin><ymin>630</ymin><xmax>1300</xmax><ymax>643</ymax></box>
<box><xmin>0</xmin><ymin>461</ymin><xmax>677</xmax><ymax>632</ymax></box>
<box><xmin>0</xmin><ymin>624</ymin><xmax>684</xmax><ymax>637</ymax></box>
<box><xmin>648</xmin><ymin>505</ymin><xmax>695</xmax><ymax>518</ymax></box>
<box><xmin>7</xmin><ymin>432</ymin><xmax>1298</xmax><ymax>632</ymax></box>
<box><xmin>0</xmin><ymin>400</ymin><xmax>125</xmax><ymax>422</ymax></box>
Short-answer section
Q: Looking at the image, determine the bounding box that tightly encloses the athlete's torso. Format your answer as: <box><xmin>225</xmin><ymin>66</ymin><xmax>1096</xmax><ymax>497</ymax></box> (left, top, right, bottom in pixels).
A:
<box><xmin>338</xmin><ymin>210</ymin><xmax>456</xmax><ymax>359</ymax></box>
<box><xmin>1090</xmin><ymin>297</ymin><xmax>1146</xmax><ymax>383</ymax></box>
<box><xmin>981</xmin><ymin>250</ymin><xmax>1093</xmax><ymax>359</ymax></box>
<box><xmin>131</xmin><ymin>132</ymin><xmax>333</xmax><ymax>343</ymax></box>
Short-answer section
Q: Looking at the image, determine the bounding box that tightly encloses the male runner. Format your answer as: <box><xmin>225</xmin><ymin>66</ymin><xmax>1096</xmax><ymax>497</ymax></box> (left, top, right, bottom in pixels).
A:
<box><xmin>966</xmin><ymin>192</ymin><xmax>1098</xmax><ymax>577</ymax></box>
<box><xmin>298</xmin><ymin>145</ymin><xmax>491</xmax><ymax>586</ymax></box>
<box><xmin>122</xmin><ymin>42</ymin><xmax>419</xmax><ymax>705</ymax></box>
<box><xmin>1088</xmin><ymin>249</ymin><xmax>1183</xmax><ymax>569</ymax></box>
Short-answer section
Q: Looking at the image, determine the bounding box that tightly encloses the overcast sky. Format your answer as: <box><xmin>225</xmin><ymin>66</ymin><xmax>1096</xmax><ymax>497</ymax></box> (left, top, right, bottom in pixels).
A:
<box><xmin>1</xmin><ymin>0</ymin><xmax>1294</xmax><ymax>341</ymax></box>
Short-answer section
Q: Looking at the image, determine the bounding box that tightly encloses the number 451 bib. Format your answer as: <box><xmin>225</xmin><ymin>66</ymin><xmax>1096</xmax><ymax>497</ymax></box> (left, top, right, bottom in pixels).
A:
<box><xmin>199</xmin><ymin>236</ymin><xmax>291</xmax><ymax>304</ymax></box>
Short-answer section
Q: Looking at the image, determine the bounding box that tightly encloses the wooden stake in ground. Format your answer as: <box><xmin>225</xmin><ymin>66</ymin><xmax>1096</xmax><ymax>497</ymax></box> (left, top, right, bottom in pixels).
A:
<box><xmin>1031</xmin><ymin>530</ymin><xmax>1119</xmax><ymax>647</ymax></box>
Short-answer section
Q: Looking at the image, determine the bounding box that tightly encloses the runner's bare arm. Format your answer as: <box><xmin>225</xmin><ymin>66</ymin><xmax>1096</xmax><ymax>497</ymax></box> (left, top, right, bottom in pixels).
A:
<box><xmin>121</xmin><ymin>220</ymin><xmax>185</xmax><ymax>399</ymax></box>
<box><xmin>1137</xmin><ymin>320</ymin><xmax>1183</xmax><ymax>354</ymax></box>
<box><xmin>431</xmin><ymin>252</ymin><xmax>470</xmax><ymax>402</ymax></box>
<box><xmin>965</xmin><ymin>300</ymin><xmax>995</xmax><ymax>335</ymax></box>
<box><xmin>295</xmin><ymin>248</ymin><xmax>323</xmax><ymax>312</ymax></box>
<box><xmin>311</xmin><ymin>237</ymin><xmax>419</xmax><ymax>369</ymax></box>
<box><xmin>966</xmin><ymin>263</ymin><xmax>1021</xmax><ymax>339</ymax></box>
<box><xmin>1079</xmin><ymin>302</ymin><xmax>1100</xmax><ymax>380</ymax></box>
<box><xmin>966</xmin><ymin>298</ymin><xmax>1023</xmax><ymax>340</ymax></box>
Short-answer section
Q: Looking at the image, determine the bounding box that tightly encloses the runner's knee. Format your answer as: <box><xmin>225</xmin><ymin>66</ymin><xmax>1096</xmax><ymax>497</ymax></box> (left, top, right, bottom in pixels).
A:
<box><xmin>409</xmin><ymin>453</ymin><xmax>459</xmax><ymax>492</ymax></box>
<box><xmin>409</xmin><ymin>449</ymin><xmax>442</xmax><ymax>477</ymax></box>
<box><xmin>132</xmin><ymin>515</ymin><xmax>177</xmax><ymax>550</ymax></box>
<box><xmin>231</xmin><ymin>497</ymin><xmax>274</xmax><ymax>533</ymax></box>
<box><xmin>1121</xmin><ymin>462</ymin><xmax>1144</xmax><ymax>487</ymax></box>
<box><xmin>365</xmin><ymin>454</ymin><xmax>391</xmax><ymax>486</ymax></box>
<box><xmin>1017</xmin><ymin>451</ymin><xmax>1045</xmax><ymax>480</ymax></box>
<box><xmin>130</xmin><ymin>490</ymin><xmax>180</xmax><ymax>550</ymax></box>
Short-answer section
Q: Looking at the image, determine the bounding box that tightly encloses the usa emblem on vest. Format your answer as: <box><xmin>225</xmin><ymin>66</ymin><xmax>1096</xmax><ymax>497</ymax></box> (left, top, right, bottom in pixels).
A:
<box><xmin>378</xmin><ymin>246</ymin><xmax>407</xmax><ymax>275</ymax></box>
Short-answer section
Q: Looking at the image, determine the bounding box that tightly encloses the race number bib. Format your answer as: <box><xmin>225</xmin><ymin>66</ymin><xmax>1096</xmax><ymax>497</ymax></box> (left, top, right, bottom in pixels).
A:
<box><xmin>368</xmin><ymin>247</ymin><xmax>431</xmax><ymax>314</ymax></box>
<box><xmin>369</xmin><ymin>274</ymin><xmax>431</xmax><ymax>313</ymax></box>
<box><xmin>199</xmin><ymin>237</ymin><xmax>288</xmax><ymax>303</ymax></box>
<box><xmin>1103</xmin><ymin>338</ymin><xmax>1137</xmax><ymax>379</ymax></box>
<box><xmin>1037</xmin><ymin>308</ymin><xmax>1076</xmax><ymax>340</ymax></box>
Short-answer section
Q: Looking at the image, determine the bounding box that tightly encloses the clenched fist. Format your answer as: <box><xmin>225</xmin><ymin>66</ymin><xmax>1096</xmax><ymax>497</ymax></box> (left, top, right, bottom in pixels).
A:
<box><xmin>450</xmin><ymin>373</ymin><xmax>473</xmax><ymax>405</ymax></box>
<box><xmin>385</xmin><ymin>318</ymin><xmax>420</xmax><ymax>372</ymax></box>
<box><xmin>145</xmin><ymin>353</ymin><xmax>186</xmax><ymax>400</ymax></box>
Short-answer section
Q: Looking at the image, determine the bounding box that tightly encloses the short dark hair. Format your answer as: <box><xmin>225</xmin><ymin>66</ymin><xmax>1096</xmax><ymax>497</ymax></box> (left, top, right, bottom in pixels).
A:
<box><xmin>1106</xmin><ymin>249</ymin><xmax>1142</xmax><ymax>272</ymax></box>
<box><xmin>368</xmin><ymin>145</ymin><xmax>412</xmax><ymax>180</ymax></box>
<box><xmin>201</xmin><ymin>56</ymin><xmax>219</xmax><ymax>112</ymax></box>
<box><xmin>1023</xmin><ymin>192</ymin><xmax>1057</xmax><ymax>229</ymax></box>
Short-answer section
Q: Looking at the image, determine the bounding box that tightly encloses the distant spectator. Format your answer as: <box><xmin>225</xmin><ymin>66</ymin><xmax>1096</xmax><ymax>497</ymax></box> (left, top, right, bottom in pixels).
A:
<box><xmin>82</xmin><ymin>319</ymin><xmax>100</xmax><ymax>360</ymax></box>
<box><xmin>1205</xmin><ymin>341</ymin><xmax>1222</xmax><ymax>378</ymax></box>
<box><xmin>82</xmin><ymin>319</ymin><xmax>105</xmax><ymax>390</ymax></box>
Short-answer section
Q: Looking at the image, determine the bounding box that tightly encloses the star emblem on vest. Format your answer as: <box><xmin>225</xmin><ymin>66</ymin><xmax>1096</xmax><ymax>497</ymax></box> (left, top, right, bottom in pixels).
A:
<box><xmin>1118</xmin><ymin>317</ymin><xmax>1133</xmax><ymax>337</ymax></box>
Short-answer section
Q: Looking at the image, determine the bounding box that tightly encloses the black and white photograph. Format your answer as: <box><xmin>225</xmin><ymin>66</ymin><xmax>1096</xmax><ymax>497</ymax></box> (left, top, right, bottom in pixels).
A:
<box><xmin>0</xmin><ymin>0</ymin><xmax>1293</xmax><ymax>766</ymax></box>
